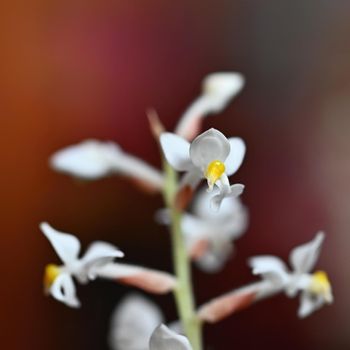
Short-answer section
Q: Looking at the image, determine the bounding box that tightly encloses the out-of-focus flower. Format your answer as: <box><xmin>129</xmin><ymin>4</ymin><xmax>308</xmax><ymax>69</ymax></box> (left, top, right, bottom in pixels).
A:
<box><xmin>41</xmin><ymin>222</ymin><xmax>124</xmax><ymax>308</ymax></box>
<box><xmin>149</xmin><ymin>324</ymin><xmax>192</xmax><ymax>350</ymax></box>
<box><xmin>109</xmin><ymin>294</ymin><xmax>164</xmax><ymax>350</ymax></box>
<box><xmin>157</xmin><ymin>187</ymin><xmax>248</xmax><ymax>272</ymax></box>
<box><xmin>197</xmin><ymin>232</ymin><xmax>333</xmax><ymax>322</ymax></box>
<box><xmin>160</xmin><ymin>128</ymin><xmax>245</xmax><ymax>210</ymax></box>
<box><xmin>50</xmin><ymin>139</ymin><xmax>164</xmax><ymax>191</ymax></box>
<box><xmin>41</xmin><ymin>223</ymin><xmax>177</xmax><ymax>307</ymax></box>
<box><xmin>109</xmin><ymin>294</ymin><xmax>186</xmax><ymax>350</ymax></box>
<box><xmin>249</xmin><ymin>231</ymin><xmax>333</xmax><ymax>318</ymax></box>
<box><xmin>175</xmin><ymin>72</ymin><xmax>245</xmax><ymax>140</ymax></box>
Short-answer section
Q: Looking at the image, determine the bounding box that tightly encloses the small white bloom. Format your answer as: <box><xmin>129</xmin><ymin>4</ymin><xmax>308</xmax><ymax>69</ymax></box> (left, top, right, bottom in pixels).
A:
<box><xmin>109</xmin><ymin>294</ymin><xmax>186</xmax><ymax>350</ymax></box>
<box><xmin>249</xmin><ymin>232</ymin><xmax>333</xmax><ymax>318</ymax></box>
<box><xmin>50</xmin><ymin>139</ymin><xmax>164</xmax><ymax>190</ymax></box>
<box><xmin>160</xmin><ymin>128</ymin><xmax>245</xmax><ymax>210</ymax></box>
<box><xmin>41</xmin><ymin>222</ymin><xmax>124</xmax><ymax>308</ymax></box>
<box><xmin>157</xmin><ymin>187</ymin><xmax>248</xmax><ymax>272</ymax></box>
<box><xmin>175</xmin><ymin>72</ymin><xmax>245</xmax><ymax>140</ymax></box>
<box><xmin>42</xmin><ymin>223</ymin><xmax>177</xmax><ymax>308</ymax></box>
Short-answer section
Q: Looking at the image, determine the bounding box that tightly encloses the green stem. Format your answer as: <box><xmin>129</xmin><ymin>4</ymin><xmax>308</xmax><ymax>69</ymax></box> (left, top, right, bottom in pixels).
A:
<box><xmin>162</xmin><ymin>160</ymin><xmax>203</xmax><ymax>350</ymax></box>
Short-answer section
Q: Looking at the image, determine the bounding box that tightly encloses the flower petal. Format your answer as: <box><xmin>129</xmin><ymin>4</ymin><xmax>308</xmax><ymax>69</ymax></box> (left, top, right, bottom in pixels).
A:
<box><xmin>210</xmin><ymin>183</ymin><xmax>245</xmax><ymax>211</ymax></box>
<box><xmin>189</xmin><ymin>129</ymin><xmax>230</xmax><ymax>169</ymax></box>
<box><xmin>50</xmin><ymin>140</ymin><xmax>122</xmax><ymax>179</ymax></box>
<box><xmin>40</xmin><ymin>222</ymin><xmax>81</xmax><ymax>265</ymax></box>
<box><xmin>248</xmin><ymin>255</ymin><xmax>289</xmax><ymax>287</ymax></box>
<box><xmin>225</xmin><ymin>138</ymin><xmax>246</xmax><ymax>176</ymax></box>
<box><xmin>160</xmin><ymin>133</ymin><xmax>192</xmax><ymax>171</ymax></box>
<box><xmin>109</xmin><ymin>294</ymin><xmax>164</xmax><ymax>350</ymax></box>
<box><xmin>175</xmin><ymin>73</ymin><xmax>244</xmax><ymax>141</ymax></box>
<box><xmin>149</xmin><ymin>324</ymin><xmax>192</xmax><ymax>350</ymax></box>
<box><xmin>297</xmin><ymin>291</ymin><xmax>325</xmax><ymax>318</ymax></box>
<box><xmin>95</xmin><ymin>263</ymin><xmax>177</xmax><ymax>294</ymax></box>
<box><xmin>80</xmin><ymin>242</ymin><xmax>124</xmax><ymax>281</ymax></box>
<box><xmin>289</xmin><ymin>232</ymin><xmax>325</xmax><ymax>274</ymax></box>
<box><xmin>50</xmin><ymin>273</ymin><xmax>80</xmax><ymax>308</ymax></box>
<box><xmin>202</xmin><ymin>72</ymin><xmax>245</xmax><ymax>113</ymax></box>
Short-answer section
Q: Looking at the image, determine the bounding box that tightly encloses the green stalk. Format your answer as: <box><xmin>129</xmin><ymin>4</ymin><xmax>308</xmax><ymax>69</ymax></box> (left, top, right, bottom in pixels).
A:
<box><xmin>162</xmin><ymin>160</ymin><xmax>203</xmax><ymax>350</ymax></box>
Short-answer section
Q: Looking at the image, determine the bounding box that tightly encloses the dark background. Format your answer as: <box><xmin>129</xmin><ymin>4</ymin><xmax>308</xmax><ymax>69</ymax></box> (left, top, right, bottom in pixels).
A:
<box><xmin>2</xmin><ymin>1</ymin><xmax>350</xmax><ymax>349</ymax></box>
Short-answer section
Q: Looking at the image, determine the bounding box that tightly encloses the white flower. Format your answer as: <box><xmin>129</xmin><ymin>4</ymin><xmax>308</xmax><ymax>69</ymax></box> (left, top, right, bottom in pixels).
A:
<box><xmin>175</xmin><ymin>72</ymin><xmax>245</xmax><ymax>140</ymax></box>
<box><xmin>149</xmin><ymin>325</ymin><xmax>192</xmax><ymax>350</ymax></box>
<box><xmin>249</xmin><ymin>232</ymin><xmax>333</xmax><ymax>318</ymax></box>
<box><xmin>157</xmin><ymin>187</ymin><xmax>248</xmax><ymax>272</ymax></box>
<box><xmin>160</xmin><ymin>128</ymin><xmax>245</xmax><ymax>210</ymax></box>
<box><xmin>41</xmin><ymin>223</ymin><xmax>177</xmax><ymax>308</ymax></box>
<box><xmin>50</xmin><ymin>139</ymin><xmax>164</xmax><ymax>190</ymax></box>
<box><xmin>41</xmin><ymin>222</ymin><xmax>124</xmax><ymax>308</ymax></box>
<box><xmin>109</xmin><ymin>294</ymin><xmax>187</xmax><ymax>350</ymax></box>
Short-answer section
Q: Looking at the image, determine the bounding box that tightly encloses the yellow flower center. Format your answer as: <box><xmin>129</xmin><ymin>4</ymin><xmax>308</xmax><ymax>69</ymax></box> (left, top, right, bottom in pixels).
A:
<box><xmin>43</xmin><ymin>264</ymin><xmax>61</xmax><ymax>292</ymax></box>
<box><xmin>205</xmin><ymin>160</ymin><xmax>226</xmax><ymax>190</ymax></box>
<box><xmin>309</xmin><ymin>270</ymin><xmax>333</xmax><ymax>303</ymax></box>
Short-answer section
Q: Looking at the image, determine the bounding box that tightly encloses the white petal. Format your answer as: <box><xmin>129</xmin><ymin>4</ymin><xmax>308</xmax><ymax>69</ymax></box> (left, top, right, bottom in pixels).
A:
<box><xmin>109</xmin><ymin>294</ymin><xmax>164</xmax><ymax>350</ymax></box>
<box><xmin>149</xmin><ymin>324</ymin><xmax>192</xmax><ymax>350</ymax></box>
<box><xmin>160</xmin><ymin>133</ymin><xmax>192</xmax><ymax>171</ymax></box>
<box><xmin>50</xmin><ymin>273</ymin><xmax>80</xmax><ymax>308</ymax></box>
<box><xmin>80</xmin><ymin>241</ymin><xmax>124</xmax><ymax>281</ymax></box>
<box><xmin>40</xmin><ymin>222</ymin><xmax>81</xmax><ymax>265</ymax></box>
<box><xmin>179</xmin><ymin>169</ymin><xmax>202</xmax><ymax>190</ymax></box>
<box><xmin>195</xmin><ymin>241</ymin><xmax>233</xmax><ymax>273</ymax></box>
<box><xmin>202</xmin><ymin>72</ymin><xmax>245</xmax><ymax>113</ymax></box>
<box><xmin>210</xmin><ymin>183</ymin><xmax>244</xmax><ymax>211</ymax></box>
<box><xmin>95</xmin><ymin>263</ymin><xmax>177</xmax><ymax>294</ymax></box>
<box><xmin>289</xmin><ymin>232</ymin><xmax>325</xmax><ymax>274</ymax></box>
<box><xmin>297</xmin><ymin>291</ymin><xmax>325</xmax><ymax>318</ymax></box>
<box><xmin>225</xmin><ymin>138</ymin><xmax>246</xmax><ymax>176</ymax></box>
<box><xmin>248</xmin><ymin>256</ymin><xmax>289</xmax><ymax>287</ymax></box>
<box><xmin>50</xmin><ymin>140</ymin><xmax>122</xmax><ymax>179</ymax></box>
<box><xmin>189</xmin><ymin>129</ymin><xmax>230</xmax><ymax>169</ymax></box>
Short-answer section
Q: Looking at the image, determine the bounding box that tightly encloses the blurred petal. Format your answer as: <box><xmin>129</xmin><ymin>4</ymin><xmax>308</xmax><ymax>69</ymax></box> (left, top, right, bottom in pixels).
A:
<box><xmin>50</xmin><ymin>273</ymin><xmax>80</xmax><ymax>308</ymax></box>
<box><xmin>202</xmin><ymin>72</ymin><xmax>245</xmax><ymax>113</ymax></box>
<box><xmin>149</xmin><ymin>324</ymin><xmax>192</xmax><ymax>350</ymax></box>
<box><xmin>160</xmin><ymin>133</ymin><xmax>192</xmax><ymax>171</ymax></box>
<box><xmin>96</xmin><ymin>263</ymin><xmax>177</xmax><ymax>294</ymax></box>
<box><xmin>190</xmin><ymin>129</ymin><xmax>230</xmax><ymax>169</ymax></box>
<box><xmin>249</xmin><ymin>256</ymin><xmax>289</xmax><ymax>287</ymax></box>
<box><xmin>40</xmin><ymin>222</ymin><xmax>81</xmax><ymax>265</ymax></box>
<box><xmin>50</xmin><ymin>140</ymin><xmax>122</xmax><ymax>179</ymax></box>
<box><xmin>298</xmin><ymin>291</ymin><xmax>325</xmax><ymax>318</ymax></box>
<box><xmin>109</xmin><ymin>294</ymin><xmax>164</xmax><ymax>350</ymax></box>
<box><xmin>80</xmin><ymin>242</ymin><xmax>124</xmax><ymax>281</ymax></box>
<box><xmin>210</xmin><ymin>183</ymin><xmax>244</xmax><ymax>211</ymax></box>
<box><xmin>197</xmin><ymin>289</ymin><xmax>255</xmax><ymax>323</ymax></box>
<box><xmin>225</xmin><ymin>138</ymin><xmax>246</xmax><ymax>176</ymax></box>
<box><xmin>175</xmin><ymin>72</ymin><xmax>244</xmax><ymax>141</ymax></box>
<box><xmin>289</xmin><ymin>232</ymin><xmax>325</xmax><ymax>274</ymax></box>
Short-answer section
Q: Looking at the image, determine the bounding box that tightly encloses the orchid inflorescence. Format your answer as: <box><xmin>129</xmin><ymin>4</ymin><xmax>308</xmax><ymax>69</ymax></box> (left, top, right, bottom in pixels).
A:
<box><xmin>42</xmin><ymin>72</ymin><xmax>333</xmax><ymax>350</ymax></box>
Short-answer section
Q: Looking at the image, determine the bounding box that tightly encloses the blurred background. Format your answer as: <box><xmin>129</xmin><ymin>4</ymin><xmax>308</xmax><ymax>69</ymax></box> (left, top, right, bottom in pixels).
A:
<box><xmin>2</xmin><ymin>0</ymin><xmax>350</xmax><ymax>349</ymax></box>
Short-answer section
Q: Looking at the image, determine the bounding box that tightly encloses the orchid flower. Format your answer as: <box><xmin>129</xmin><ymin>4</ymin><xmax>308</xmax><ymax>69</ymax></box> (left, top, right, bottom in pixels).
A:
<box><xmin>41</xmin><ymin>223</ymin><xmax>176</xmax><ymax>308</ymax></box>
<box><xmin>50</xmin><ymin>139</ymin><xmax>164</xmax><ymax>191</ymax></box>
<box><xmin>41</xmin><ymin>222</ymin><xmax>124</xmax><ymax>308</ymax></box>
<box><xmin>109</xmin><ymin>294</ymin><xmax>187</xmax><ymax>350</ymax></box>
<box><xmin>197</xmin><ymin>232</ymin><xmax>333</xmax><ymax>323</ymax></box>
<box><xmin>157</xmin><ymin>187</ymin><xmax>248</xmax><ymax>272</ymax></box>
<box><xmin>160</xmin><ymin>128</ymin><xmax>245</xmax><ymax>210</ymax></box>
<box><xmin>249</xmin><ymin>232</ymin><xmax>333</xmax><ymax>318</ymax></box>
<box><xmin>175</xmin><ymin>72</ymin><xmax>245</xmax><ymax>140</ymax></box>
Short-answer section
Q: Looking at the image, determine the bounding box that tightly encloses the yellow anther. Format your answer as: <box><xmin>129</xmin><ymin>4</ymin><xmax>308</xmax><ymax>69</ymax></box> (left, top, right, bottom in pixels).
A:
<box><xmin>309</xmin><ymin>270</ymin><xmax>333</xmax><ymax>303</ymax></box>
<box><xmin>205</xmin><ymin>160</ymin><xmax>226</xmax><ymax>190</ymax></box>
<box><xmin>43</xmin><ymin>264</ymin><xmax>61</xmax><ymax>292</ymax></box>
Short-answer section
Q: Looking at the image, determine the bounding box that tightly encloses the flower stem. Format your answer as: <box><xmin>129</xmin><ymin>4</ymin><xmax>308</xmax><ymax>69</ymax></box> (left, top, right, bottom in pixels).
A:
<box><xmin>162</xmin><ymin>160</ymin><xmax>203</xmax><ymax>350</ymax></box>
